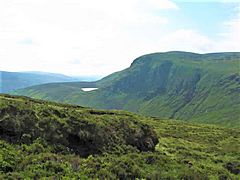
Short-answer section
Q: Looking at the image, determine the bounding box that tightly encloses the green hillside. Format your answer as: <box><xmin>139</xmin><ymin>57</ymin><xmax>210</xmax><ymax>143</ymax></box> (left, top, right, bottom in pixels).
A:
<box><xmin>0</xmin><ymin>94</ymin><xmax>239</xmax><ymax>179</ymax></box>
<box><xmin>13</xmin><ymin>52</ymin><xmax>240</xmax><ymax>127</ymax></box>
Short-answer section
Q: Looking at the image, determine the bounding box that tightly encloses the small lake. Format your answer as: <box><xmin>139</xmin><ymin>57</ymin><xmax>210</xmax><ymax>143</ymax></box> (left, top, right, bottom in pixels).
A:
<box><xmin>81</xmin><ymin>88</ymin><xmax>98</xmax><ymax>92</ymax></box>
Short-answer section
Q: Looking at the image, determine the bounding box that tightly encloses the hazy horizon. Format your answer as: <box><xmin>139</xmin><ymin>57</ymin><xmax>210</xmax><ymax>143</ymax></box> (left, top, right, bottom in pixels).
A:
<box><xmin>1</xmin><ymin>0</ymin><xmax>239</xmax><ymax>76</ymax></box>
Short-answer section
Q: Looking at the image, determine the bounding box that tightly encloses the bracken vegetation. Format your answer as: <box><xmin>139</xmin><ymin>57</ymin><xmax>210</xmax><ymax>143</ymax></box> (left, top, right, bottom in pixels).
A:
<box><xmin>0</xmin><ymin>94</ymin><xmax>239</xmax><ymax>179</ymax></box>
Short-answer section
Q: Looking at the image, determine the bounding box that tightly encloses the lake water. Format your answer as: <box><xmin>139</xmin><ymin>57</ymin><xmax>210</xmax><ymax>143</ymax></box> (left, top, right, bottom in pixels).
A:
<box><xmin>81</xmin><ymin>88</ymin><xmax>98</xmax><ymax>92</ymax></box>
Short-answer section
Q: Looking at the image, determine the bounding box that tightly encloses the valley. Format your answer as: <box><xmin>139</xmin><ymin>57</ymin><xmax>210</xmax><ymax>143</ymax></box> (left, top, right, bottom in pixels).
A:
<box><xmin>12</xmin><ymin>52</ymin><xmax>240</xmax><ymax>127</ymax></box>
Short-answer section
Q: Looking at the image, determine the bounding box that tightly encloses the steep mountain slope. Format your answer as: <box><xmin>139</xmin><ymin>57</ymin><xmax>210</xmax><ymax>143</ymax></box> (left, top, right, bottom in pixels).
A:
<box><xmin>0</xmin><ymin>94</ymin><xmax>239</xmax><ymax>179</ymax></box>
<box><xmin>0</xmin><ymin>71</ymin><xmax>84</xmax><ymax>93</ymax></box>
<box><xmin>13</xmin><ymin>52</ymin><xmax>240</xmax><ymax>127</ymax></box>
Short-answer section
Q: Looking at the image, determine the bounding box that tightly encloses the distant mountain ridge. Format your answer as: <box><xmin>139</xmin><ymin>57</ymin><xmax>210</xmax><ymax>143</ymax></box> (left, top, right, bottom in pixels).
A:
<box><xmin>0</xmin><ymin>71</ymin><xmax>99</xmax><ymax>93</ymax></box>
<box><xmin>23</xmin><ymin>71</ymin><xmax>103</xmax><ymax>81</ymax></box>
<box><xmin>12</xmin><ymin>51</ymin><xmax>240</xmax><ymax>127</ymax></box>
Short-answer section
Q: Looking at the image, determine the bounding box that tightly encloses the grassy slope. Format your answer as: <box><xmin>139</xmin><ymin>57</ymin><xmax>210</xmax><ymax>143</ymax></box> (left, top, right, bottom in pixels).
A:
<box><xmin>0</xmin><ymin>94</ymin><xmax>158</xmax><ymax>155</ymax></box>
<box><xmin>13</xmin><ymin>52</ymin><xmax>240</xmax><ymax>127</ymax></box>
<box><xmin>0</xmin><ymin>94</ymin><xmax>239</xmax><ymax>179</ymax></box>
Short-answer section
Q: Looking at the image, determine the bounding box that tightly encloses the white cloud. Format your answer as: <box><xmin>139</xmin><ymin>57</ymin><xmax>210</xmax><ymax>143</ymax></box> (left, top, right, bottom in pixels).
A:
<box><xmin>146</xmin><ymin>0</ymin><xmax>179</xmax><ymax>10</ymax></box>
<box><xmin>155</xmin><ymin>3</ymin><xmax>240</xmax><ymax>53</ymax></box>
<box><xmin>155</xmin><ymin>29</ymin><xmax>215</xmax><ymax>53</ymax></box>
<box><xmin>217</xmin><ymin>18</ymin><xmax>240</xmax><ymax>51</ymax></box>
<box><xmin>0</xmin><ymin>0</ymin><xmax>178</xmax><ymax>76</ymax></box>
<box><xmin>0</xmin><ymin>0</ymin><xmax>239</xmax><ymax>77</ymax></box>
<box><xmin>155</xmin><ymin>22</ymin><xmax>240</xmax><ymax>53</ymax></box>
<box><xmin>215</xmin><ymin>3</ymin><xmax>240</xmax><ymax>52</ymax></box>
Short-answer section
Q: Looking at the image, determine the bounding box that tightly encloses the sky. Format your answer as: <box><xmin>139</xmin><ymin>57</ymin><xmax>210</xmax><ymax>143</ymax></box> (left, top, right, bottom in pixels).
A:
<box><xmin>0</xmin><ymin>0</ymin><xmax>239</xmax><ymax>77</ymax></box>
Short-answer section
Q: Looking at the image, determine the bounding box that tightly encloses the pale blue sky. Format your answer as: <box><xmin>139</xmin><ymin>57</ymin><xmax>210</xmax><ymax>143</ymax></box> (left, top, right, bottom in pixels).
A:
<box><xmin>0</xmin><ymin>0</ymin><xmax>239</xmax><ymax>76</ymax></box>
<box><xmin>167</xmin><ymin>2</ymin><xmax>238</xmax><ymax>39</ymax></box>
